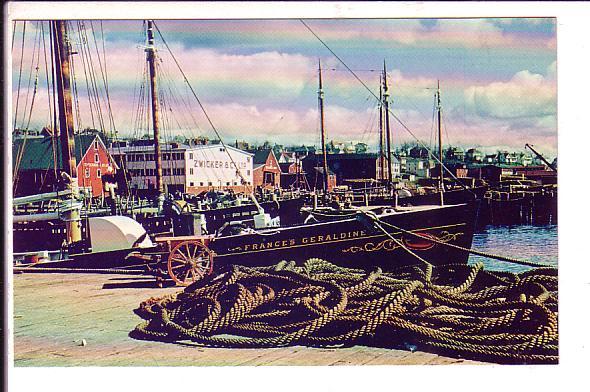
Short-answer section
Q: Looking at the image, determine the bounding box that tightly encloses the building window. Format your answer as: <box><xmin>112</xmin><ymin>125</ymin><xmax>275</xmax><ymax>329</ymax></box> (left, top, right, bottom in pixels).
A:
<box><xmin>264</xmin><ymin>172</ymin><xmax>275</xmax><ymax>184</ymax></box>
<box><xmin>94</xmin><ymin>153</ymin><xmax>99</xmax><ymax>163</ymax></box>
<box><xmin>84</xmin><ymin>168</ymin><xmax>90</xmax><ymax>178</ymax></box>
<box><xmin>208</xmin><ymin>182</ymin><xmax>212</xmax><ymax>186</ymax></box>
<box><xmin>97</xmin><ymin>169</ymin><xmax>102</xmax><ymax>178</ymax></box>
<box><xmin>226</xmin><ymin>182</ymin><xmax>230</xmax><ymax>186</ymax></box>
<box><xmin>189</xmin><ymin>182</ymin><xmax>194</xmax><ymax>187</ymax></box>
<box><xmin>189</xmin><ymin>168</ymin><xmax>194</xmax><ymax>175</ymax></box>
<box><xmin>200</xmin><ymin>182</ymin><xmax>204</xmax><ymax>186</ymax></box>
<box><xmin>247</xmin><ymin>170</ymin><xmax>251</xmax><ymax>175</ymax></box>
<box><xmin>93</xmin><ymin>140</ymin><xmax>98</xmax><ymax>150</ymax></box>
<box><xmin>189</xmin><ymin>153</ymin><xmax>193</xmax><ymax>159</ymax></box>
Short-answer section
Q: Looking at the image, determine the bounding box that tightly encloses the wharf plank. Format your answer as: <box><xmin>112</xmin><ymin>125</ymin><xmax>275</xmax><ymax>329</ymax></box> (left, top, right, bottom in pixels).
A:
<box><xmin>13</xmin><ymin>272</ymin><xmax>486</xmax><ymax>366</ymax></box>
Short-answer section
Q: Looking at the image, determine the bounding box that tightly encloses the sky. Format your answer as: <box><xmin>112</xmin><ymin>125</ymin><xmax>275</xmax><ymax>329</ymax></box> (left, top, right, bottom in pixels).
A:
<box><xmin>11</xmin><ymin>17</ymin><xmax>557</xmax><ymax>157</ymax></box>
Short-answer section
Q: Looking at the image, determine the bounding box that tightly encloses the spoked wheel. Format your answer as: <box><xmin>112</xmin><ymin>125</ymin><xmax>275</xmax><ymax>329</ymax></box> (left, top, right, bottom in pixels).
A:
<box><xmin>167</xmin><ymin>240</ymin><xmax>214</xmax><ymax>286</ymax></box>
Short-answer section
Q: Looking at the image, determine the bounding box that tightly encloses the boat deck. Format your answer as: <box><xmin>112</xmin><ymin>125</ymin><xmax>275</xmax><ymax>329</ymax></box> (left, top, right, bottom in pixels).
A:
<box><xmin>13</xmin><ymin>272</ymin><xmax>484</xmax><ymax>366</ymax></box>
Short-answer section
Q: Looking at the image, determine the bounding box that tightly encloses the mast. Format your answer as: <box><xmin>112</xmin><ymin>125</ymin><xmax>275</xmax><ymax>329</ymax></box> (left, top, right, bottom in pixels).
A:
<box><xmin>318</xmin><ymin>59</ymin><xmax>329</xmax><ymax>192</ymax></box>
<box><xmin>146</xmin><ymin>20</ymin><xmax>164</xmax><ymax>200</ymax></box>
<box><xmin>52</xmin><ymin>20</ymin><xmax>82</xmax><ymax>244</ymax></box>
<box><xmin>378</xmin><ymin>74</ymin><xmax>385</xmax><ymax>183</ymax></box>
<box><xmin>437</xmin><ymin>80</ymin><xmax>444</xmax><ymax>205</ymax></box>
<box><xmin>383</xmin><ymin>61</ymin><xmax>393</xmax><ymax>187</ymax></box>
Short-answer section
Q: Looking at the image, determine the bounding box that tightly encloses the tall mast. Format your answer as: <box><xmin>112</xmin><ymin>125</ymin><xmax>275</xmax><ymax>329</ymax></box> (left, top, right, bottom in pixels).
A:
<box><xmin>437</xmin><ymin>80</ymin><xmax>444</xmax><ymax>205</ymax></box>
<box><xmin>383</xmin><ymin>61</ymin><xmax>393</xmax><ymax>187</ymax></box>
<box><xmin>318</xmin><ymin>59</ymin><xmax>329</xmax><ymax>192</ymax></box>
<box><xmin>146</xmin><ymin>20</ymin><xmax>164</xmax><ymax>199</ymax></box>
<box><xmin>378</xmin><ymin>74</ymin><xmax>385</xmax><ymax>183</ymax></box>
<box><xmin>52</xmin><ymin>20</ymin><xmax>82</xmax><ymax>244</ymax></box>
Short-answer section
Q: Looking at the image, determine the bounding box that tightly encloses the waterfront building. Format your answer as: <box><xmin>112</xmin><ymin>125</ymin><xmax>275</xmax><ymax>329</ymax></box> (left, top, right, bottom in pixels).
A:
<box><xmin>109</xmin><ymin>141</ymin><xmax>253</xmax><ymax>195</ymax></box>
<box><xmin>498</xmin><ymin>151</ymin><xmax>518</xmax><ymax>165</ymax></box>
<box><xmin>405</xmin><ymin>157</ymin><xmax>434</xmax><ymax>178</ymax></box>
<box><xmin>13</xmin><ymin>133</ymin><xmax>116</xmax><ymax>197</ymax></box>
<box><xmin>445</xmin><ymin>146</ymin><xmax>465</xmax><ymax>162</ymax></box>
<box><xmin>517</xmin><ymin>152</ymin><xmax>533</xmax><ymax>166</ymax></box>
<box><xmin>465</xmin><ymin>148</ymin><xmax>484</xmax><ymax>163</ymax></box>
<box><xmin>302</xmin><ymin>153</ymin><xmax>399</xmax><ymax>187</ymax></box>
<box><xmin>247</xmin><ymin>149</ymin><xmax>281</xmax><ymax>190</ymax></box>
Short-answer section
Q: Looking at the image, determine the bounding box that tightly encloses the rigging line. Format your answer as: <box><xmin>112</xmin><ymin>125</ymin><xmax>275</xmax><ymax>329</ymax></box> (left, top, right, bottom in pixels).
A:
<box><xmin>13</xmin><ymin>25</ymin><xmax>42</xmax><ymax>191</ymax></box>
<box><xmin>87</xmin><ymin>21</ymin><xmax>112</xmax><ymax>135</ymax></box>
<box><xmin>41</xmin><ymin>22</ymin><xmax>53</xmax><ymax>127</ymax></box>
<box><xmin>74</xmin><ymin>22</ymin><xmax>96</xmax><ymax>130</ymax></box>
<box><xmin>69</xmin><ymin>39</ymin><xmax>85</xmax><ymax>133</ymax></box>
<box><xmin>20</xmin><ymin>23</ymin><xmax>41</xmax><ymax>129</ymax></box>
<box><xmin>442</xmin><ymin>107</ymin><xmax>452</xmax><ymax>149</ymax></box>
<box><xmin>93</xmin><ymin>20</ymin><xmax>117</xmax><ymax>136</ymax></box>
<box><xmin>12</xmin><ymin>20</ymin><xmax>18</xmax><ymax>51</ymax></box>
<box><xmin>77</xmin><ymin>22</ymin><xmax>99</xmax><ymax>131</ymax></box>
<box><xmin>13</xmin><ymin>21</ymin><xmax>27</xmax><ymax>134</ymax></box>
<box><xmin>153</xmin><ymin>22</ymin><xmax>254</xmax><ymax>195</ymax></box>
<box><xmin>79</xmin><ymin>21</ymin><xmax>107</xmax><ymax>133</ymax></box>
<box><xmin>299</xmin><ymin>19</ymin><xmax>472</xmax><ymax>193</ymax></box>
<box><xmin>48</xmin><ymin>21</ymin><xmax>59</xmax><ymax>181</ymax></box>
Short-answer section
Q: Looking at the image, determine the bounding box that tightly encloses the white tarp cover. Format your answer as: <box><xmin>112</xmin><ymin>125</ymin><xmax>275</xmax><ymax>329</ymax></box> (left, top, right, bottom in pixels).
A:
<box><xmin>88</xmin><ymin>216</ymin><xmax>153</xmax><ymax>253</ymax></box>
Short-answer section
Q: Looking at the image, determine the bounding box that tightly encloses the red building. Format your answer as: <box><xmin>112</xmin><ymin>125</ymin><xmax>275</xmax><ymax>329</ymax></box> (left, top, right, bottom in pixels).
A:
<box><xmin>12</xmin><ymin>133</ymin><xmax>117</xmax><ymax>197</ymax></box>
<box><xmin>248</xmin><ymin>149</ymin><xmax>281</xmax><ymax>190</ymax></box>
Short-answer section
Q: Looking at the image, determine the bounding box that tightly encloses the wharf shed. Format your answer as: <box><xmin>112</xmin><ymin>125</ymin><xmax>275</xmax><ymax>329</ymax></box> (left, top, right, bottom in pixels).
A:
<box><xmin>247</xmin><ymin>149</ymin><xmax>281</xmax><ymax>190</ymax></box>
<box><xmin>13</xmin><ymin>133</ymin><xmax>116</xmax><ymax>197</ymax></box>
<box><xmin>302</xmin><ymin>153</ymin><xmax>399</xmax><ymax>189</ymax></box>
<box><xmin>109</xmin><ymin>142</ymin><xmax>253</xmax><ymax>196</ymax></box>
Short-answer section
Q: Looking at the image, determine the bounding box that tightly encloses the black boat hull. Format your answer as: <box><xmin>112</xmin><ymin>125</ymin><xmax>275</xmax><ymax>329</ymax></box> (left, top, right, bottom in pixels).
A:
<box><xmin>209</xmin><ymin>202</ymin><xmax>476</xmax><ymax>270</ymax></box>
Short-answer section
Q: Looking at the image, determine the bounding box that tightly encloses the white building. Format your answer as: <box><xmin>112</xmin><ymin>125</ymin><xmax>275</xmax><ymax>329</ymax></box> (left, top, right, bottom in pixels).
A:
<box><xmin>406</xmin><ymin>157</ymin><xmax>434</xmax><ymax>178</ymax></box>
<box><xmin>109</xmin><ymin>141</ymin><xmax>253</xmax><ymax>194</ymax></box>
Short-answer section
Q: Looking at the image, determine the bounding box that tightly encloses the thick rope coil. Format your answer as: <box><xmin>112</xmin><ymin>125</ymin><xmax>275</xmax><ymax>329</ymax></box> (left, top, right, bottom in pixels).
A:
<box><xmin>132</xmin><ymin>258</ymin><xmax>558</xmax><ymax>364</ymax></box>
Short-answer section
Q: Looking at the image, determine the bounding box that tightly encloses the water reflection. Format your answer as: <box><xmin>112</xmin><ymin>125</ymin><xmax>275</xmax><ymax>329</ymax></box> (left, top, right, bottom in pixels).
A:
<box><xmin>468</xmin><ymin>224</ymin><xmax>558</xmax><ymax>273</ymax></box>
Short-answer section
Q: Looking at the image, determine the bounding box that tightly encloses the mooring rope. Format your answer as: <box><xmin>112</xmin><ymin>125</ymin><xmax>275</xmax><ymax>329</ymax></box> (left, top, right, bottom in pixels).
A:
<box><xmin>132</xmin><ymin>258</ymin><xmax>558</xmax><ymax>364</ymax></box>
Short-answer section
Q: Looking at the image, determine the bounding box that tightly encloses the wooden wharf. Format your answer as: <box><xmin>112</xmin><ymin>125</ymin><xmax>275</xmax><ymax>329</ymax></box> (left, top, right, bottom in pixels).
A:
<box><xmin>12</xmin><ymin>272</ymin><xmax>485</xmax><ymax>366</ymax></box>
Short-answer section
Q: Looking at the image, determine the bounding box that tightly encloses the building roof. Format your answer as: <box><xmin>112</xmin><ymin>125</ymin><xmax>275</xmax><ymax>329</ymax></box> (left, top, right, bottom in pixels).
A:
<box><xmin>13</xmin><ymin>134</ymin><xmax>100</xmax><ymax>171</ymax></box>
<box><xmin>246</xmin><ymin>149</ymin><xmax>274</xmax><ymax>165</ymax></box>
<box><xmin>303</xmin><ymin>153</ymin><xmax>380</xmax><ymax>161</ymax></box>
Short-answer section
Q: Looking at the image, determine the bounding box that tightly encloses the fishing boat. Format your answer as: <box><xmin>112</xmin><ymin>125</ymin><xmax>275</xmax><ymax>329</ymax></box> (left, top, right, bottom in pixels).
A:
<box><xmin>12</xmin><ymin>21</ymin><xmax>156</xmax><ymax>267</ymax></box>
<box><xmin>129</xmin><ymin>56</ymin><xmax>477</xmax><ymax>286</ymax></box>
<box><xmin>13</xmin><ymin>20</ymin><xmax>477</xmax><ymax>287</ymax></box>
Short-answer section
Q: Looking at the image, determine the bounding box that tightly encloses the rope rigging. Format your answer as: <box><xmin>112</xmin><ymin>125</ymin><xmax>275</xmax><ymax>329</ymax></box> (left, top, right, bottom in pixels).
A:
<box><xmin>299</xmin><ymin>19</ymin><xmax>474</xmax><ymax>195</ymax></box>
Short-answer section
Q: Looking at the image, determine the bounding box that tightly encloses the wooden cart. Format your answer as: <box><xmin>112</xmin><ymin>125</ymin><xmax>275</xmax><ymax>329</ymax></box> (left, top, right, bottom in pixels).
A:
<box><xmin>147</xmin><ymin>234</ymin><xmax>216</xmax><ymax>286</ymax></box>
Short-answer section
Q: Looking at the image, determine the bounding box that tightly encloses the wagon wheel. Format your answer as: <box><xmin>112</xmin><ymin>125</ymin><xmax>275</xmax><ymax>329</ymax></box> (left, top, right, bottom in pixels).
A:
<box><xmin>167</xmin><ymin>240</ymin><xmax>213</xmax><ymax>286</ymax></box>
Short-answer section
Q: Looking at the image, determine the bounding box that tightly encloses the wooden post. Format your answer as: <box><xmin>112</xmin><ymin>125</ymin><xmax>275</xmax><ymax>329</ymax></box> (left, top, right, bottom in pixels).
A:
<box><xmin>383</xmin><ymin>61</ymin><xmax>393</xmax><ymax>188</ymax></box>
<box><xmin>437</xmin><ymin>81</ymin><xmax>444</xmax><ymax>206</ymax></box>
<box><xmin>378</xmin><ymin>74</ymin><xmax>385</xmax><ymax>183</ymax></box>
<box><xmin>146</xmin><ymin>20</ymin><xmax>165</xmax><ymax>199</ymax></box>
<box><xmin>52</xmin><ymin>20</ymin><xmax>82</xmax><ymax>244</ymax></box>
<box><xmin>318</xmin><ymin>60</ymin><xmax>329</xmax><ymax>192</ymax></box>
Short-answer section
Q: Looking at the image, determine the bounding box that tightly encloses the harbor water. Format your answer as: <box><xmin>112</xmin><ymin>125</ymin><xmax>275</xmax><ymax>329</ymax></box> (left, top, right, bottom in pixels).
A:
<box><xmin>468</xmin><ymin>224</ymin><xmax>558</xmax><ymax>273</ymax></box>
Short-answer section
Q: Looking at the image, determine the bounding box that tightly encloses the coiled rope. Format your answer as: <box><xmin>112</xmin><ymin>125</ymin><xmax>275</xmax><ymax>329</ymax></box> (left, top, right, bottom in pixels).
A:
<box><xmin>132</xmin><ymin>258</ymin><xmax>558</xmax><ymax>364</ymax></box>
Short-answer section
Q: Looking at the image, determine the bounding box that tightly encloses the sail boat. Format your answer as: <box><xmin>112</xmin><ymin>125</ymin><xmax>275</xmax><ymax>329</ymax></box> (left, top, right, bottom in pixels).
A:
<box><xmin>12</xmin><ymin>20</ymin><xmax>154</xmax><ymax>267</ymax></box>
<box><xmin>133</xmin><ymin>57</ymin><xmax>478</xmax><ymax>286</ymax></box>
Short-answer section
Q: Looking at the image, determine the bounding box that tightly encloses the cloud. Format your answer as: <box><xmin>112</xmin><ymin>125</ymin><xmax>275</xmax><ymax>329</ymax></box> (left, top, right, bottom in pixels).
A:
<box><xmin>464</xmin><ymin>68</ymin><xmax>556</xmax><ymax>120</ymax></box>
